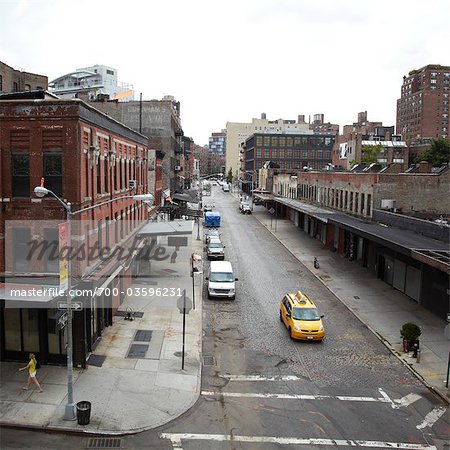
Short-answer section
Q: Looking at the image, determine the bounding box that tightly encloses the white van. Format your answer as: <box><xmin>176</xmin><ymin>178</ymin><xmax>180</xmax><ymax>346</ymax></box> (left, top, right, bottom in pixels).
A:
<box><xmin>206</xmin><ymin>261</ymin><xmax>237</xmax><ymax>299</ymax></box>
<box><xmin>222</xmin><ymin>184</ymin><xmax>230</xmax><ymax>192</ymax></box>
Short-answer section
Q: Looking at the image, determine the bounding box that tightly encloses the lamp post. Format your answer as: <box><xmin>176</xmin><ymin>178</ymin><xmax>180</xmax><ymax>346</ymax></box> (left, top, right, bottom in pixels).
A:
<box><xmin>34</xmin><ymin>186</ymin><xmax>153</xmax><ymax>420</ymax></box>
<box><xmin>245</xmin><ymin>170</ymin><xmax>256</xmax><ymax>211</ymax></box>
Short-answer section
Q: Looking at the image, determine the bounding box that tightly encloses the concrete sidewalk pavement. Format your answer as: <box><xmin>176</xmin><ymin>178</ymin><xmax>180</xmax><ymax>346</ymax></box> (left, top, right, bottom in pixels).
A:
<box><xmin>0</xmin><ymin>227</ymin><xmax>204</xmax><ymax>434</ymax></box>
<box><xmin>250</xmin><ymin>204</ymin><xmax>450</xmax><ymax>404</ymax></box>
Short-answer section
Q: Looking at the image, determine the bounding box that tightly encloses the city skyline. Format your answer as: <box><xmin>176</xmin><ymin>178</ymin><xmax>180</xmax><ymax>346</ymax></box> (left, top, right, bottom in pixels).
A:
<box><xmin>1</xmin><ymin>0</ymin><xmax>449</xmax><ymax>145</ymax></box>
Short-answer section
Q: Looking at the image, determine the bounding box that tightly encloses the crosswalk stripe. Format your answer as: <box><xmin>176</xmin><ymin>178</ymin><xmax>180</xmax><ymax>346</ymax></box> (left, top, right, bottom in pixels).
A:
<box><xmin>160</xmin><ymin>433</ymin><xmax>437</xmax><ymax>449</ymax></box>
<box><xmin>416</xmin><ymin>406</ymin><xmax>447</xmax><ymax>430</ymax></box>
<box><xmin>220</xmin><ymin>374</ymin><xmax>303</xmax><ymax>381</ymax></box>
<box><xmin>202</xmin><ymin>390</ymin><xmax>390</xmax><ymax>403</ymax></box>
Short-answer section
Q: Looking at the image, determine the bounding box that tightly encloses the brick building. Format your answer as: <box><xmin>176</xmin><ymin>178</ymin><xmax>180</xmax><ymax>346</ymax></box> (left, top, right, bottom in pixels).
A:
<box><xmin>242</xmin><ymin>132</ymin><xmax>335</xmax><ymax>194</ymax></box>
<box><xmin>255</xmin><ymin>167</ymin><xmax>449</xmax><ymax>318</ymax></box>
<box><xmin>396</xmin><ymin>64</ymin><xmax>450</xmax><ymax>145</ymax></box>
<box><xmin>308</xmin><ymin>114</ymin><xmax>339</xmax><ymax>135</ymax></box>
<box><xmin>0</xmin><ymin>61</ymin><xmax>48</xmax><ymax>93</ymax></box>
<box><xmin>0</xmin><ymin>96</ymin><xmax>150</xmax><ymax>366</ymax></box>
<box><xmin>331</xmin><ymin>111</ymin><xmax>407</xmax><ymax>170</ymax></box>
<box><xmin>77</xmin><ymin>93</ymin><xmax>184</xmax><ymax>203</ymax></box>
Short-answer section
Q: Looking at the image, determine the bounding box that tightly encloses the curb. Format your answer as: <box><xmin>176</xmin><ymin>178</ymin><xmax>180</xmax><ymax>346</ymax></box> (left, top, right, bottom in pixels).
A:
<box><xmin>254</xmin><ymin>211</ymin><xmax>450</xmax><ymax>406</ymax></box>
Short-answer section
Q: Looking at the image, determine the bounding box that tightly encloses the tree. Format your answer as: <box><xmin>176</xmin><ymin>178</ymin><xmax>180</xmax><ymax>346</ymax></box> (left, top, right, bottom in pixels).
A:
<box><xmin>415</xmin><ymin>138</ymin><xmax>450</xmax><ymax>166</ymax></box>
<box><xmin>360</xmin><ymin>144</ymin><xmax>383</xmax><ymax>165</ymax></box>
<box><xmin>226</xmin><ymin>168</ymin><xmax>233</xmax><ymax>184</ymax></box>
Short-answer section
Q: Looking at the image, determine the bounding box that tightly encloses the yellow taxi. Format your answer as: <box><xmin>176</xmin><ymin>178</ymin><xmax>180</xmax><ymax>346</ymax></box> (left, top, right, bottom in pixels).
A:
<box><xmin>279</xmin><ymin>291</ymin><xmax>325</xmax><ymax>341</ymax></box>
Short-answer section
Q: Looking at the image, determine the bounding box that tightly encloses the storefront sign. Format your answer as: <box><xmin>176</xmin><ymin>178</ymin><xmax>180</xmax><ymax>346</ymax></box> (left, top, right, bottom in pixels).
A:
<box><xmin>59</xmin><ymin>222</ymin><xmax>69</xmax><ymax>292</ymax></box>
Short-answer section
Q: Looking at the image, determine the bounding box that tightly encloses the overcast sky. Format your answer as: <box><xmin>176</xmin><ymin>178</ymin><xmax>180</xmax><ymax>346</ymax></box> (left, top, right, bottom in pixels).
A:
<box><xmin>1</xmin><ymin>0</ymin><xmax>449</xmax><ymax>146</ymax></box>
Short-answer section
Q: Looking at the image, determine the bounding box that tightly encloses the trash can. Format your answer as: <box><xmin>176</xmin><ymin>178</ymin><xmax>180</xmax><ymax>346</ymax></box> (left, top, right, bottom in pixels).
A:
<box><xmin>76</xmin><ymin>401</ymin><xmax>91</xmax><ymax>425</ymax></box>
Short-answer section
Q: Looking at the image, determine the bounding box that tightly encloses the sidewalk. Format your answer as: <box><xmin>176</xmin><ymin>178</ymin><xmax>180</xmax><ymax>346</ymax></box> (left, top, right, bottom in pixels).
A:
<box><xmin>0</xmin><ymin>226</ymin><xmax>204</xmax><ymax>434</ymax></box>
<box><xmin>250</xmin><ymin>203</ymin><xmax>450</xmax><ymax>404</ymax></box>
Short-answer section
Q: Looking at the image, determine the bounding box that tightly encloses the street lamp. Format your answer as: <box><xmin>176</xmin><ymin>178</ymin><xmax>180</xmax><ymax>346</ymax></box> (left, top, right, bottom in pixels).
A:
<box><xmin>34</xmin><ymin>186</ymin><xmax>153</xmax><ymax>420</ymax></box>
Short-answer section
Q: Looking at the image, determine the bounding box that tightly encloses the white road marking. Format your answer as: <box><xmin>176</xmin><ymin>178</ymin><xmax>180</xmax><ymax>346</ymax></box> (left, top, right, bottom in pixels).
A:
<box><xmin>416</xmin><ymin>406</ymin><xmax>447</xmax><ymax>430</ymax></box>
<box><xmin>220</xmin><ymin>374</ymin><xmax>303</xmax><ymax>381</ymax></box>
<box><xmin>394</xmin><ymin>393</ymin><xmax>422</xmax><ymax>408</ymax></box>
<box><xmin>202</xmin><ymin>390</ymin><xmax>391</xmax><ymax>403</ymax></box>
<box><xmin>160</xmin><ymin>432</ymin><xmax>437</xmax><ymax>449</ymax></box>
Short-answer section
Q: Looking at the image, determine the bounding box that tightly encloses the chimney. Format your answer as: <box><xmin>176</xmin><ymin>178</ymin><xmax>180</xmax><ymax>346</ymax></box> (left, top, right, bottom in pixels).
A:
<box><xmin>297</xmin><ymin>115</ymin><xmax>305</xmax><ymax>123</ymax></box>
<box><xmin>418</xmin><ymin>161</ymin><xmax>432</xmax><ymax>173</ymax></box>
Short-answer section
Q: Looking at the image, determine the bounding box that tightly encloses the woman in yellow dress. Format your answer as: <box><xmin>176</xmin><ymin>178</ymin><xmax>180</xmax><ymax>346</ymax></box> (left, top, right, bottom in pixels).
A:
<box><xmin>19</xmin><ymin>353</ymin><xmax>43</xmax><ymax>392</ymax></box>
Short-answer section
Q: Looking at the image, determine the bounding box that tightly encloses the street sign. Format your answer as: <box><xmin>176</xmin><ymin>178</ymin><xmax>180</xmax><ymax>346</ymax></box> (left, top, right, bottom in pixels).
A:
<box><xmin>57</xmin><ymin>301</ymin><xmax>83</xmax><ymax>311</ymax></box>
<box><xmin>57</xmin><ymin>311</ymin><xmax>68</xmax><ymax>330</ymax></box>
<box><xmin>269</xmin><ymin>208</ymin><xmax>275</xmax><ymax>215</ymax></box>
<box><xmin>177</xmin><ymin>295</ymin><xmax>193</xmax><ymax>314</ymax></box>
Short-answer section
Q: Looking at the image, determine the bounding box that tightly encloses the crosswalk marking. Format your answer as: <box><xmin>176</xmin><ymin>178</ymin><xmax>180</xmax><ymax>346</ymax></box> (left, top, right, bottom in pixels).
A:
<box><xmin>160</xmin><ymin>432</ymin><xmax>437</xmax><ymax>449</ymax></box>
<box><xmin>202</xmin><ymin>390</ymin><xmax>391</xmax><ymax>403</ymax></box>
<box><xmin>416</xmin><ymin>406</ymin><xmax>447</xmax><ymax>430</ymax></box>
<box><xmin>220</xmin><ymin>374</ymin><xmax>303</xmax><ymax>381</ymax></box>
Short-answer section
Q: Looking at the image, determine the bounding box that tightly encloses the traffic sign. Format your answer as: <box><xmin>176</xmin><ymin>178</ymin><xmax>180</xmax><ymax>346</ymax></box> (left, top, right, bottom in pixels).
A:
<box><xmin>57</xmin><ymin>301</ymin><xmax>83</xmax><ymax>311</ymax></box>
<box><xmin>177</xmin><ymin>295</ymin><xmax>193</xmax><ymax>314</ymax></box>
<box><xmin>269</xmin><ymin>207</ymin><xmax>275</xmax><ymax>215</ymax></box>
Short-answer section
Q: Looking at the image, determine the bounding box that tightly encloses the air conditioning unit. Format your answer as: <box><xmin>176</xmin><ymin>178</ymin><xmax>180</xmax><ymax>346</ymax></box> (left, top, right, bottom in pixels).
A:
<box><xmin>174</xmin><ymin>166</ymin><xmax>182</xmax><ymax>171</ymax></box>
<box><xmin>381</xmin><ymin>199</ymin><xmax>396</xmax><ymax>210</ymax></box>
<box><xmin>129</xmin><ymin>180</ymin><xmax>137</xmax><ymax>188</ymax></box>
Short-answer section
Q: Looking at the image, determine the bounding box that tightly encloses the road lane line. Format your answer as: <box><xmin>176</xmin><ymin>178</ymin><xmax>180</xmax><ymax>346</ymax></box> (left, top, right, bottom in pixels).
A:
<box><xmin>416</xmin><ymin>406</ymin><xmax>447</xmax><ymax>430</ymax></box>
<box><xmin>160</xmin><ymin>433</ymin><xmax>437</xmax><ymax>449</ymax></box>
<box><xmin>202</xmin><ymin>390</ymin><xmax>390</xmax><ymax>402</ymax></box>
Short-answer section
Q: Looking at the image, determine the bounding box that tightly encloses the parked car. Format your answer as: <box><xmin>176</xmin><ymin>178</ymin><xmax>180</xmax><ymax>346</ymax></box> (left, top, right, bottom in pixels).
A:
<box><xmin>203</xmin><ymin>204</ymin><xmax>213</xmax><ymax>212</ymax></box>
<box><xmin>206</xmin><ymin>239</ymin><xmax>225</xmax><ymax>260</ymax></box>
<box><xmin>279</xmin><ymin>291</ymin><xmax>325</xmax><ymax>341</ymax></box>
<box><xmin>206</xmin><ymin>261</ymin><xmax>238</xmax><ymax>299</ymax></box>
<box><xmin>222</xmin><ymin>184</ymin><xmax>230</xmax><ymax>192</ymax></box>
<box><xmin>205</xmin><ymin>229</ymin><xmax>220</xmax><ymax>243</ymax></box>
<box><xmin>240</xmin><ymin>202</ymin><xmax>252</xmax><ymax>214</ymax></box>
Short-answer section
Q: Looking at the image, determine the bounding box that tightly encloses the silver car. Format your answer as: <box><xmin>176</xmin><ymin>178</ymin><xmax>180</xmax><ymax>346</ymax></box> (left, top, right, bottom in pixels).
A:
<box><xmin>206</xmin><ymin>238</ymin><xmax>225</xmax><ymax>260</ymax></box>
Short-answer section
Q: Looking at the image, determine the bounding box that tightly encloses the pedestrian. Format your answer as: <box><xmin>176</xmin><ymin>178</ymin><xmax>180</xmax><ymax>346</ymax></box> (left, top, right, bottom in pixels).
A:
<box><xmin>19</xmin><ymin>353</ymin><xmax>43</xmax><ymax>392</ymax></box>
<box><xmin>170</xmin><ymin>250</ymin><xmax>178</xmax><ymax>263</ymax></box>
<box><xmin>212</xmin><ymin>202</ymin><xmax>215</xmax><ymax>209</ymax></box>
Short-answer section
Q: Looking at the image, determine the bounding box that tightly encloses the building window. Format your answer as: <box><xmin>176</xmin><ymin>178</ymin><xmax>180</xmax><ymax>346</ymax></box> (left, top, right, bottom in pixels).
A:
<box><xmin>97</xmin><ymin>160</ymin><xmax>101</xmax><ymax>195</ymax></box>
<box><xmin>12</xmin><ymin>153</ymin><xmax>30</xmax><ymax>197</ymax></box>
<box><xmin>263</xmin><ymin>136</ymin><xmax>270</xmax><ymax>147</ymax></box>
<box><xmin>25</xmin><ymin>84</ymin><xmax>31</xmax><ymax>91</ymax></box>
<box><xmin>13</xmin><ymin>227</ymin><xmax>31</xmax><ymax>272</ymax></box>
<box><xmin>0</xmin><ymin>74</ymin><xmax>3</xmax><ymax>91</ymax></box>
<box><xmin>13</xmin><ymin>81</ymin><xmax>19</xmax><ymax>92</ymax></box>
<box><xmin>44</xmin><ymin>153</ymin><xmax>63</xmax><ymax>197</ymax></box>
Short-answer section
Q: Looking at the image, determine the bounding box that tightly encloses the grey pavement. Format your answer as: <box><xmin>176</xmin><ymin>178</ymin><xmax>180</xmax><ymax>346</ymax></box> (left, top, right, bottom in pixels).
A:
<box><xmin>242</xmin><ymin>191</ymin><xmax>450</xmax><ymax>404</ymax></box>
<box><xmin>0</xmin><ymin>222</ymin><xmax>204</xmax><ymax>434</ymax></box>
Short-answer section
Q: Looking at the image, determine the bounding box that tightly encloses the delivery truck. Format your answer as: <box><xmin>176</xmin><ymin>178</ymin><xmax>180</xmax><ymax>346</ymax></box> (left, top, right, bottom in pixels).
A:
<box><xmin>205</xmin><ymin>211</ymin><xmax>221</xmax><ymax>227</ymax></box>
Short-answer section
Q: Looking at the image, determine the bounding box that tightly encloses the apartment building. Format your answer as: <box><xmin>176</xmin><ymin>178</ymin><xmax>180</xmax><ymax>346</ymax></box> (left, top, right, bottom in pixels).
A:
<box><xmin>396</xmin><ymin>64</ymin><xmax>450</xmax><ymax>145</ymax></box>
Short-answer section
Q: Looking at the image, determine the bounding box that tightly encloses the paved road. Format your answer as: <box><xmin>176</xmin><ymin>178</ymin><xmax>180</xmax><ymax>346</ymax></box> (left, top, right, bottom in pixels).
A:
<box><xmin>1</xmin><ymin>185</ymin><xmax>448</xmax><ymax>449</ymax></box>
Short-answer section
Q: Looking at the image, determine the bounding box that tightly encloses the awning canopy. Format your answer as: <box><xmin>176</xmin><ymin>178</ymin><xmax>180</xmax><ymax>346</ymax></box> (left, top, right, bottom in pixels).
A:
<box><xmin>137</xmin><ymin>220</ymin><xmax>194</xmax><ymax>237</ymax></box>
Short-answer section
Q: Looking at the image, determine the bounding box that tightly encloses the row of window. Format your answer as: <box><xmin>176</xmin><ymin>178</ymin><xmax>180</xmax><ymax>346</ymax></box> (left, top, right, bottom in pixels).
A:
<box><xmin>11</xmin><ymin>152</ymin><xmax>146</xmax><ymax>198</ymax></box>
<box><xmin>254</xmin><ymin>149</ymin><xmax>332</xmax><ymax>159</ymax></box>
<box><xmin>254</xmin><ymin>136</ymin><xmax>334</xmax><ymax>148</ymax></box>
<box><xmin>10</xmin><ymin>206</ymin><xmax>144</xmax><ymax>274</ymax></box>
<box><xmin>12</xmin><ymin>153</ymin><xmax>62</xmax><ymax>197</ymax></box>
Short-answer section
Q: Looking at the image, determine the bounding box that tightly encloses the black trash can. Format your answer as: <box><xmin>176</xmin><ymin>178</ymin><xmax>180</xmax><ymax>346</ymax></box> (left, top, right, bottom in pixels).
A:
<box><xmin>76</xmin><ymin>401</ymin><xmax>91</xmax><ymax>425</ymax></box>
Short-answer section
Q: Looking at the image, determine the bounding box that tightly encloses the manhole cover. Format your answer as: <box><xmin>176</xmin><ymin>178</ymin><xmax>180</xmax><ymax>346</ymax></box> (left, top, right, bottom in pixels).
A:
<box><xmin>127</xmin><ymin>344</ymin><xmax>149</xmax><ymax>358</ymax></box>
<box><xmin>203</xmin><ymin>356</ymin><xmax>216</xmax><ymax>366</ymax></box>
<box><xmin>134</xmin><ymin>330</ymin><xmax>152</xmax><ymax>342</ymax></box>
<box><xmin>87</xmin><ymin>437</ymin><xmax>122</xmax><ymax>448</ymax></box>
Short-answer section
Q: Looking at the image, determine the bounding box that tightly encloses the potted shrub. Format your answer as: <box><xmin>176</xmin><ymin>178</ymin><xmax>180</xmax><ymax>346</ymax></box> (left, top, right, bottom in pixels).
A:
<box><xmin>400</xmin><ymin>322</ymin><xmax>421</xmax><ymax>352</ymax></box>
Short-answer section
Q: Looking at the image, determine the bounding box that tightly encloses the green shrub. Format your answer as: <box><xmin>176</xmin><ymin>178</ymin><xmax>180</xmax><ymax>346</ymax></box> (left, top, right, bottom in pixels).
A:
<box><xmin>400</xmin><ymin>322</ymin><xmax>421</xmax><ymax>341</ymax></box>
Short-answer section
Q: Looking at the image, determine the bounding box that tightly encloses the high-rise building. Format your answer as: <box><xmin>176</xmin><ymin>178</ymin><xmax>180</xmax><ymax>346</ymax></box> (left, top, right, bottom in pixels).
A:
<box><xmin>396</xmin><ymin>64</ymin><xmax>450</xmax><ymax>145</ymax></box>
<box><xmin>209</xmin><ymin>130</ymin><xmax>226</xmax><ymax>154</ymax></box>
